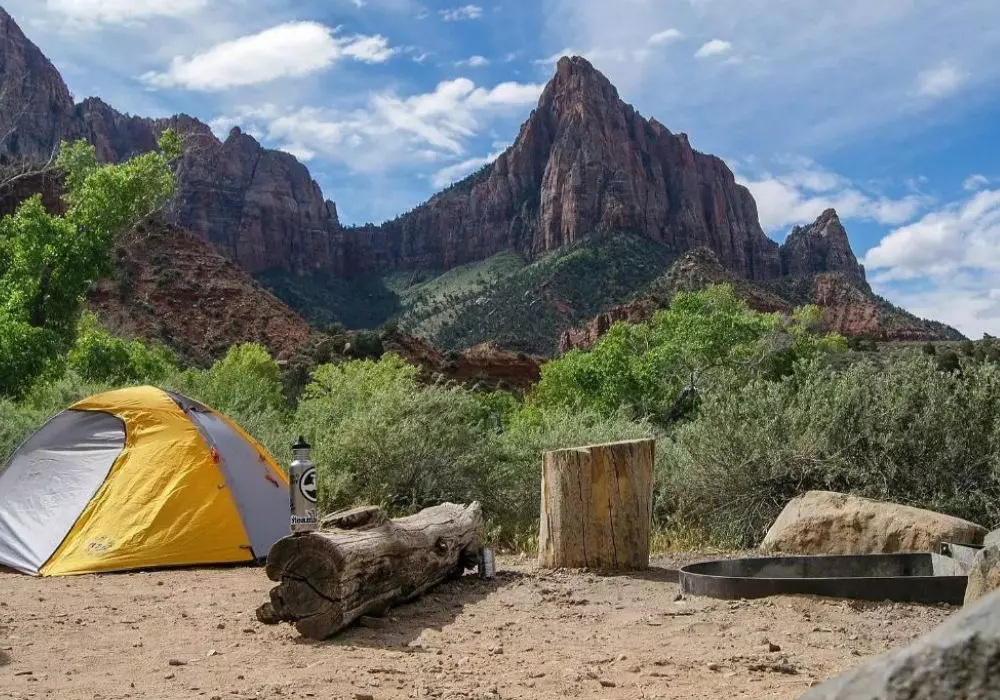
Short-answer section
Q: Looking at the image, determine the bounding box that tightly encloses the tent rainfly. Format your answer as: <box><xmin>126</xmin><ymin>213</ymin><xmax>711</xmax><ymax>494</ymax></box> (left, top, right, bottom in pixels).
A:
<box><xmin>0</xmin><ymin>386</ymin><xmax>290</xmax><ymax>576</ymax></box>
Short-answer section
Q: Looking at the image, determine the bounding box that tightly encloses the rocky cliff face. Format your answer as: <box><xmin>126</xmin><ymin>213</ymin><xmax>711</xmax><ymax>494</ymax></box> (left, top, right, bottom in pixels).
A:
<box><xmin>0</xmin><ymin>9</ymin><xmax>76</xmax><ymax>163</ymax></box>
<box><xmin>0</xmin><ymin>8</ymin><xmax>345</xmax><ymax>276</ymax></box>
<box><xmin>358</xmin><ymin>56</ymin><xmax>781</xmax><ymax>280</ymax></box>
<box><xmin>0</xmin><ymin>8</ymin><xmax>962</xmax><ymax>348</ymax></box>
<box><xmin>781</xmin><ymin>209</ymin><xmax>867</xmax><ymax>286</ymax></box>
<box><xmin>0</xmin><ymin>8</ymin><xmax>876</xmax><ymax>287</ymax></box>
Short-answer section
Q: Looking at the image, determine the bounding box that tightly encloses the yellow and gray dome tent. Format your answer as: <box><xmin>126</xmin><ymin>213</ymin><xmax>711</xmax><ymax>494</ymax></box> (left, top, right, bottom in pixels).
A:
<box><xmin>0</xmin><ymin>386</ymin><xmax>290</xmax><ymax>576</ymax></box>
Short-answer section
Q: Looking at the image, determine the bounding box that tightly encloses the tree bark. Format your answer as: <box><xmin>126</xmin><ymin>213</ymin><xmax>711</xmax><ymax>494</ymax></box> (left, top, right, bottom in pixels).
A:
<box><xmin>257</xmin><ymin>501</ymin><xmax>483</xmax><ymax>640</ymax></box>
<box><xmin>538</xmin><ymin>438</ymin><xmax>654</xmax><ymax>571</ymax></box>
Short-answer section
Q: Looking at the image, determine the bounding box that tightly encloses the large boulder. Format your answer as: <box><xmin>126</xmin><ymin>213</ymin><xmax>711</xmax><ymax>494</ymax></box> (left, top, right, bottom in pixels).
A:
<box><xmin>800</xmin><ymin>586</ymin><xmax>1000</xmax><ymax>699</ymax></box>
<box><xmin>965</xmin><ymin>545</ymin><xmax>1000</xmax><ymax>606</ymax></box>
<box><xmin>984</xmin><ymin>528</ymin><xmax>1000</xmax><ymax>548</ymax></box>
<box><xmin>762</xmin><ymin>491</ymin><xmax>986</xmax><ymax>555</ymax></box>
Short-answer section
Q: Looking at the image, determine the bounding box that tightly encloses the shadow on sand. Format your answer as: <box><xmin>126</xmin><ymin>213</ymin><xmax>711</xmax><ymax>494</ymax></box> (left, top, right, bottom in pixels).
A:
<box><xmin>291</xmin><ymin>569</ymin><xmax>525</xmax><ymax>649</ymax></box>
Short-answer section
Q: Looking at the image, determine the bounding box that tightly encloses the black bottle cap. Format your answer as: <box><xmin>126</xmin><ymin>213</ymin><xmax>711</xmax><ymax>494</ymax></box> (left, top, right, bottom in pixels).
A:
<box><xmin>292</xmin><ymin>435</ymin><xmax>311</xmax><ymax>450</ymax></box>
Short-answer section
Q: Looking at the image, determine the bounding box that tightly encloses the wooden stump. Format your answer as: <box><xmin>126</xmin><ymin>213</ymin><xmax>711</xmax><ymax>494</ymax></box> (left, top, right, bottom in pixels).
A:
<box><xmin>538</xmin><ymin>438</ymin><xmax>654</xmax><ymax>571</ymax></box>
<box><xmin>257</xmin><ymin>502</ymin><xmax>482</xmax><ymax>640</ymax></box>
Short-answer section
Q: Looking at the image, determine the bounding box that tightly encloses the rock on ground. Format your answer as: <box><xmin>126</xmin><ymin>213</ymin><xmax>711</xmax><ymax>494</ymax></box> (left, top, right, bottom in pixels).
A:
<box><xmin>964</xmin><ymin>545</ymin><xmax>1000</xmax><ymax>606</ymax></box>
<box><xmin>800</xmin><ymin>587</ymin><xmax>1000</xmax><ymax>699</ymax></box>
<box><xmin>761</xmin><ymin>491</ymin><xmax>986</xmax><ymax>555</ymax></box>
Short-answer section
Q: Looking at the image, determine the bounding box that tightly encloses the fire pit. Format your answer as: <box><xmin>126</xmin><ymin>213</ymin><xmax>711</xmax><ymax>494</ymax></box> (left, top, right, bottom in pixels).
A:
<box><xmin>678</xmin><ymin>551</ymin><xmax>972</xmax><ymax>605</ymax></box>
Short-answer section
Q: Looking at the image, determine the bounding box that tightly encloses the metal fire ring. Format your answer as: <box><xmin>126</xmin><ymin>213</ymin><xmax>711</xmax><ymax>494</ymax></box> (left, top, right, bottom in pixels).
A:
<box><xmin>678</xmin><ymin>552</ymin><xmax>970</xmax><ymax>605</ymax></box>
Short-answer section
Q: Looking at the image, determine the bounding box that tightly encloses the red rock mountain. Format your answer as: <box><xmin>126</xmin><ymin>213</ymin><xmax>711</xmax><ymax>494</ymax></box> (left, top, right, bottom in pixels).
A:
<box><xmin>0</xmin><ymin>8</ymin><xmax>345</xmax><ymax>276</ymax></box>
<box><xmin>780</xmin><ymin>209</ymin><xmax>867</xmax><ymax>286</ymax></box>
<box><xmin>0</xmin><ymin>9</ymin><xmax>849</xmax><ymax>284</ymax></box>
<box><xmin>354</xmin><ymin>56</ymin><xmax>782</xmax><ymax>280</ymax></box>
<box><xmin>0</xmin><ymin>7</ymin><xmax>963</xmax><ymax>348</ymax></box>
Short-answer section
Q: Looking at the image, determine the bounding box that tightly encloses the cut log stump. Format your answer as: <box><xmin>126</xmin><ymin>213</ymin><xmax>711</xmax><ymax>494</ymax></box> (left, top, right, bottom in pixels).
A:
<box><xmin>538</xmin><ymin>438</ymin><xmax>654</xmax><ymax>571</ymax></box>
<box><xmin>257</xmin><ymin>501</ymin><xmax>483</xmax><ymax>640</ymax></box>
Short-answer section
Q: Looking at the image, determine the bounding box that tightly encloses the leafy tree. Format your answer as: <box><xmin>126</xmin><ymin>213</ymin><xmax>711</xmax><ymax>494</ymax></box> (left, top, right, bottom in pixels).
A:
<box><xmin>532</xmin><ymin>284</ymin><xmax>846</xmax><ymax>422</ymax></box>
<box><xmin>67</xmin><ymin>311</ymin><xmax>177</xmax><ymax>384</ymax></box>
<box><xmin>0</xmin><ymin>130</ymin><xmax>179</xmax><ymax>396</ymax></box>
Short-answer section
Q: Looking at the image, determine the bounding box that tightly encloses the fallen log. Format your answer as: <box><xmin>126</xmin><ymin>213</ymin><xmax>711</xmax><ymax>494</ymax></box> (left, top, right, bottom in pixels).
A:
<box><xmin>257</xmin><ymin>501</ymin><xmax>483</xmax><ymax>640</ymax></box>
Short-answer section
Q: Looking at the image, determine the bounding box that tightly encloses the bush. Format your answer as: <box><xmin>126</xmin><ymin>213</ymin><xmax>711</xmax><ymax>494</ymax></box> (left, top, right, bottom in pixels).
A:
<box><xmin>665</xmin><ymin>353</ymin><xmax>1000</xmax><ymax>547</ymax></box>
<box><xmin>291</xmin><ymin>353</ymin><xmax>660</xmax><ymax>542</ymax></box>
<box><xmin>532</xmin><ymin>285</ymin><xmax>845</xmax><ymax>423</ymax></box>
<box><xmin>295</xmin><ymin>355</ymin><xmax>504</xmax><ymax>514</ymax></box>
<box><xmin>68</xmin><ymin>312</ymin><xmax>177</xmax><ymax>384</ymax></box>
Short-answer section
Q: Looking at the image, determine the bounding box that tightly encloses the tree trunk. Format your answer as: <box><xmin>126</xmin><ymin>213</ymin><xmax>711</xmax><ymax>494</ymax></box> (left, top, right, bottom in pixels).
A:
<box><xmin>257</xmin><ymin>502</ymin><xmax>483</xmax><ymax>640</ymax></box>
<box><xmin>538</xmin><ymin>438</ymin><xmax>654</xmax><ymax>571</ymax></box>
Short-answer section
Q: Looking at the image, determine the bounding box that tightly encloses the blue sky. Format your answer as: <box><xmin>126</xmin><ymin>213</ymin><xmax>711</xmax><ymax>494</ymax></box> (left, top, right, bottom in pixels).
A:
<box><xmin>5</xmin><ymin>0</ymin><xmax>1000</xmax><ymax>336</ymax></box>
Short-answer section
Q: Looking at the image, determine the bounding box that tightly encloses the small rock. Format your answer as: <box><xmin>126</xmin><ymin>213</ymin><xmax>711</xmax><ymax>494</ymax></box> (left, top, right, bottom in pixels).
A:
<box><xmin>768</xmin><ymin>642</ymin><xmax>782</xmax><ymax>652</ymax></box>
<box><xmin>207</xmin><ymin>649</ymin><xmax>220</xmax><ymax>657</ymax></box>
<box><xmin>167</xmin><ymin>659</ymin><xmax>187</xmax><ymax>667</ymax></box>
<box><xmin>599</xmin><ymin>679</ymin><xmax>616</xmax><ymax>688</ymax></box>
<box><xmin>708</xmin><ymin>663</ymin><xmax>721</xmax><ymax>672</ymax></box>
<box><xmin>164</xmin><ymin>673</ymin><xmax>176</xmax><ymax>680</ymax></box>
<box><xmin>355</xmin><ymin>695</ymin><xmax>375</xmax><ymax>700</ymax></box>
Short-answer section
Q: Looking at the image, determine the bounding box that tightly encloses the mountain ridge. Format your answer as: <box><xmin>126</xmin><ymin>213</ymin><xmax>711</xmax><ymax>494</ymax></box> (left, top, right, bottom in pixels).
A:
<box><xmin>0</xmin><ymin>6</ymin><xmax>964</xmax><ymax>350</ymax></box>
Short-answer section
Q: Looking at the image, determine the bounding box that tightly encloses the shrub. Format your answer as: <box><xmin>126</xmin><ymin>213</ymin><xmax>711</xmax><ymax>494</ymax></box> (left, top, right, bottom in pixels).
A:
<box><xmin>532</xmin><ymin>285</ymin><xmax>845</xmax><ymax>423</ymax></box>
<box><xmin>68</xmin><ymin>312</ymin><xmax>177</xmax><ymax>384</ymax></box>
<box><xmin>665</xmin><ymin>353</ymin><xmax>1000</xmax><ymax>547</ymax></box>
<box><xmin>295</xmin><ymin>355</ymin><xmax>503</xmax><ymax>514</ymax></box>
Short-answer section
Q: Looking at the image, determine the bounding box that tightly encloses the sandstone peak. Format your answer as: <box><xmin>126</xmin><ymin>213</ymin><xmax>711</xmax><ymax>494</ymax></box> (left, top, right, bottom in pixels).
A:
<box><xmin>781</xmin><ymin>208</ymin><xmax>866</xmax><ymax>286</ymax></box>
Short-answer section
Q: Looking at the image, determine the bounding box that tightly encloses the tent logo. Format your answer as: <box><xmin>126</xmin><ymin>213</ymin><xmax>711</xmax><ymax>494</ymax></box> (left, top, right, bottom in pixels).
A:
<box><xmin>298</xmin><ymin>467</ymin><xmax>317</xmax><ymax>504</ymax></box>
<box><xmin>85</xmin><ymin>537</ymin><xmax>115</xmax><ymax>555</ymax></box>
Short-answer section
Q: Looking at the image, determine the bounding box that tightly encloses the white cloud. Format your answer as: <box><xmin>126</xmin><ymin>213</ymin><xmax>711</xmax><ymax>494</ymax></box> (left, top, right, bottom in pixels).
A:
<box><xmin>737</xmin><ymin>160</ymin><xmax>929</xmax><ymax>233</ymax></box>
<box><xmin>648</xmin><ymin>28</ymin><xmax>683</xmax><ymax>46</ymax></box>
<box><xmin>142</xmin><ymin>22</ymin><xmax>395</xmax><ymax>91</ymax></box>
<box><xmin>964</xmin><ymin>174</ymin><xmax>990</xmax><ymax>191</ymax></box>
<box><xmin>858</xmin><ymin>187</ymin><xmax>1000</xmax><ymax>339</ymax></box>
<box><xmin>540</xmin><ymin>0</ymin><xmax>1000</xmax><ymax>152</ymax></box>
<box><xmin>45</xmin><ymin>0</ymin><xmax>207</xmax><ymax>25</ymax></box>
<box><xmin>440</xmin><ymin>5</ymin><xmax>483</xmax><ymax>21</ymax></box>
<box><xmin>863</xmin><ymin>189</ymin><xmax>1000</xmax><ymax>280</ymax></box>
<box><xmin>916</xmin><ymin>61</ymin><xmax>966</xmax><ymax>98</ymax></box>
<box><xmin>456</xmin><ymin>55</ymin><xmax>490</xmax><ymax>67</ymax></box>
<box><xmin>694</xmin><ymin>39</ymin><xmax>732</xmax><ymax>59</ymax></box>
<box><xmin>212</xmin><ymin>78</ymin><xmax>543</xmax><ymax>173</ymax></box>
<box><xmin>431</xmin><ymin>151</ymin><xmax>501</xmax><ymax>188</ymax></box>
<box><xmin>875</xmin><ymin>279</ymin><xmax>1000</xmax><ymax>339</ymax></box>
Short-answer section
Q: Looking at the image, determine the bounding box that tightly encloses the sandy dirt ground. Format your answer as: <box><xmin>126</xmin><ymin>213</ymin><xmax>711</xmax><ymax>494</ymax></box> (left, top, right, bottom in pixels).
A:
<box><xmin>0</xmin><ymin>553</ymin><xmax>954</xmax><ymax>700</ymax></box>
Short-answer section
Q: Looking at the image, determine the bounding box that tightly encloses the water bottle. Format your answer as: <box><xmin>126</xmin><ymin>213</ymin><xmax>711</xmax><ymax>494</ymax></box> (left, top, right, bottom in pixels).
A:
<box><xmin>289</xmin><ymin>436</ymin><xmax>318</xmax><ymax>533</ymax></box>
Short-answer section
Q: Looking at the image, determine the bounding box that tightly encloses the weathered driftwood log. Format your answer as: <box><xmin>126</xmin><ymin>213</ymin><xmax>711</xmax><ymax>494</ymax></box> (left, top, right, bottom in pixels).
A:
<box><xmin>256</xmin><ymin>501</ymin><xmax>482</xmax><ymax>640</ymax></box>
<box><xmin>538</xmin><ymin>438</ymin><xmax>654</xmax><ymax>571</ymax></box>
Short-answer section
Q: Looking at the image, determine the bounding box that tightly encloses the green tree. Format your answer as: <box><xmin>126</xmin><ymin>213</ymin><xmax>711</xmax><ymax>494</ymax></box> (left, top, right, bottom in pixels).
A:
<box><xmin>0</xmin><ymin>130</ymin><xmax>179</xmax><ymax>396</ymax></box>
<box><xmin>67</xmin><ymin>311</ymin><xmax>177</xmax><ymax>384</ymax></box>
<box><xmin>532</xmin><ymin>284</ymin><xmax>846</xmax><ymax>422</ymax></box>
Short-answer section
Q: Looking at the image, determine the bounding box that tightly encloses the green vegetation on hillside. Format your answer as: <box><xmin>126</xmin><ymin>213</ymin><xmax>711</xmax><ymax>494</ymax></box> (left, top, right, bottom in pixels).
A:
<box><xmin>258</xmin><ymin>232</ymin><xmax>676</xmax><ymax>354</ymax></box>
<box><xmin>428</xmin><ymin>232</ymin><xmax>676</xmax><ymax>353</ymax></box>
<box><xmin>396</xmin><ymin>250</ymin><xmax>526</xmax><ymax>338</ymax></box>
<box><xmin>255</xmin><ymin>269</ymin><xmax>401</xmax><ymax>330</ymax></box>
